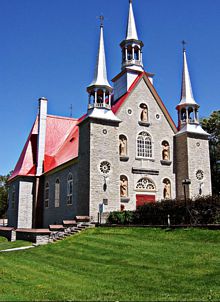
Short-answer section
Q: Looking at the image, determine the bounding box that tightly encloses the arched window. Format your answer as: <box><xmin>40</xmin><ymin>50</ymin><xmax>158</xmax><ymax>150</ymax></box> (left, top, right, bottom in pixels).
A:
<box><xmin>45</xmin><ymin>182</ymin><xmax>49</xmax><ymax>208</ymax></box>
<box><xmin>119</xmin><ymin>135</ymin><xmax>127</xmax><ymax>157</ymax></box>
<box><xmin>163</xmin><ymin>178</ymin><xmax>171</xmax><ymax>199</ymax></box>
<box><xmin>127</xmin><ymin>45</ymin><xmax>132</xmax><ymax>60</ymax></box>
<box><xmin>140</xmin><ymin>103</ymin><xmax>148</xmax><ymax>123</ymax></box>
<box><xmin>137</xmin><ymin>132</ymin><xmax>152</xmax><ymax>158</ymax></box>
<box><xmin>181</xmin><ymin>108</ymin><xmax>186</xmax><ymax>122</ymax></box>
<box><xmin>67</xmin><ymin>173</ymin><xmax>73</xmax><ymax>205</ymax></box>
<box><xmin>162</xmin><ymin>141</ymin><xmax>170</xmax><ymax>161</ymax></box>
<box><xmin>188</xmin><ymin>107</ymin><xmax>194</xmax><ymax>122</ymax></box>
<box><xmin>136</xmin><ymin>177</ymin><xmax>156</xmax><ymax>191</ymax></box>
<box><xmin>134</xmin><ymin>46</ymin><xmax>139</xmax><ymax>60</ymax></box>
<box><xmin>55</xmin><ymin>179</ymin><xmax>60</xmax><ymax>208</ymax></box>
<box><xmin>11</xmin><ymin>186</ymin><xmax>15</xmax><ymax>209</ymax></box>
<box><xmin>120</xmin><ymin>175</ymin><xmax>128</xmax><ymax>197</ymax></box>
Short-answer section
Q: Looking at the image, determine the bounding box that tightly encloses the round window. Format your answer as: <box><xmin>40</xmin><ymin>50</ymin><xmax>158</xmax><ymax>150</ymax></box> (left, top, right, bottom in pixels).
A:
<box><xmin>100</xmin><ymin>161</ymin><xmax>111</xmax><ymax>174</ymax></box>
<box><xmin>196</xmin><ymin>170</ymin><xmax>204</xmax><ymax>181</ymax></box>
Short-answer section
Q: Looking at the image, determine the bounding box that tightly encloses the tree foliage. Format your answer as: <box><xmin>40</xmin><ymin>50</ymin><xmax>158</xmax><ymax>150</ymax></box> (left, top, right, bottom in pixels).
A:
<box><xmin>201</xmin><ymin>110</ymin><xmax>220</xmax><ymax>195</ymax></box>
<box><xmin>0</xmin><ymin>173</ymin><xmax>11</xmax><ymax>218</ymax></box>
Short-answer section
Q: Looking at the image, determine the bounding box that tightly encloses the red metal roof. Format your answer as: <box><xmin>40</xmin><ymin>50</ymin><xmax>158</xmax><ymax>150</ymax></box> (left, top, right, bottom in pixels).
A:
<box><xmin>10</xmin><ymin>72</ymin><xmax>177</xmax><ymax>181</ymax></box>
<box><xmin>10</xmin><ymin>115</ymin><xmax>80</xmax><ymax>180</ymax></box>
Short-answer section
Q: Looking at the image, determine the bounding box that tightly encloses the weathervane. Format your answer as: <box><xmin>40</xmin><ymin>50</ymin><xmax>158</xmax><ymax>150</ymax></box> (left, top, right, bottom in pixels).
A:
<box><xmin>69</xmin><ymin>104</ymin><xmax>73</xmax><ymax>118</ymax></box>
<box><xmin>182</xmin><ymin>40</ymin><xmax>187</xmax><ymax>51</ymax></box>
<box><xmin>99</xmin><ymin>15</ymin><xmax>104</xmax><ymax>27</ymax></box>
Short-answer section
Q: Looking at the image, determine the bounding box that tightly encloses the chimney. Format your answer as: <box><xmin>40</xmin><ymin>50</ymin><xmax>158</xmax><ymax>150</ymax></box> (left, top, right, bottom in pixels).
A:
<box><xmin>36</xmin><ymin>97</ymin><xmax>47</xmax><ymax>176</ymax></box>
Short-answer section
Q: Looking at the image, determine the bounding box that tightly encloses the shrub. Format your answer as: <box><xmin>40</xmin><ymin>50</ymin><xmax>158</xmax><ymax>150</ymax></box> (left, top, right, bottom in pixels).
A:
<box><xmin>107</xmin><ymin>196</ymin><xmax>220</xmax><ymax>225</ymax></box>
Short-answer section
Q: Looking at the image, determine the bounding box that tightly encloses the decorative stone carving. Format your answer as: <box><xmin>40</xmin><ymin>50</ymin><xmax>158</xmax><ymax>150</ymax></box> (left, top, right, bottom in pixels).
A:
<box><xmin>162</xmin><ymin>141</ymin><xmax>170</xmax><ymax>161</ymax></box>
<box><xmin>120</xmin><ymin>176</ymin><xmax>128</xmax><ymax>197</ymax></box>
<box><xmin>140</xmin><ymin>104</ymin><xmax>148</xmax><ymax>123</ymax></box>
<box><xmin>163</xmin><ymin>179</ymin><xmax>171</xmax><ymax>199</ymax></box>
<box><xmin>119</xmin><ymin>135</ymin><xmax>127</xmax><ymax>157</ymax></box>
<box><xmin>136</xmin><ymin>177</ymin><xmax>155</xmax><ymax>191</ymax></box>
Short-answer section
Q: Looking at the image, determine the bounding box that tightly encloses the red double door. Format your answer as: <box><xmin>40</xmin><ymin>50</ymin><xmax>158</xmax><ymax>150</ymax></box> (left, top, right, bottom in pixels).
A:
<box><xmin>136</xmin><ymin>194</ymin><xmax>156</xmax><ymax>207</ymax></box>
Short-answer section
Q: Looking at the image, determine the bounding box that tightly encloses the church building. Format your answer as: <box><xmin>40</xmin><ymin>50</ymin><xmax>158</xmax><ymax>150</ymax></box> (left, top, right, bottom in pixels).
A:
<box><xmin>7</xmin><ymin>0</ymin><xmax>212</xmax><ymax>228</ymax></box>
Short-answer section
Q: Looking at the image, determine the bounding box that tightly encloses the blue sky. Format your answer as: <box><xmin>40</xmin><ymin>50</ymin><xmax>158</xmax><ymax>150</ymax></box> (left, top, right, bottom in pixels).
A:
<box><xmin>0</xmin><ymin>0</ymin><xmax>219</xmax><ymax>175</ymax></box>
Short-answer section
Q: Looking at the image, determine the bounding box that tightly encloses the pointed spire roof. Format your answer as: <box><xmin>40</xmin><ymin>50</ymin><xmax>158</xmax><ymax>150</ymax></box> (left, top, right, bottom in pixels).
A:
<box><xmin>87</xmin><ymin>21</ymin><xmax>112</xmax><ymax>90</ymax></box>
<box><xmin>126</xmin><ymin>0</ymin><xmax>138</xmax><ymax>40</ymax></box>
<box><xmin>179</xmin><ymin>49</ymin><xmax>198</xmax><ymax>106</ymax></box>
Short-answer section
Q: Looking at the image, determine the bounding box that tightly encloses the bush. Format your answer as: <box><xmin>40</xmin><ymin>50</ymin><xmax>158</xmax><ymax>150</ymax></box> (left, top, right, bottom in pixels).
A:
<box><xmin>107</xmin><ymin>196</ymin><xmax>220</xmax><ymax>225</ymax></box>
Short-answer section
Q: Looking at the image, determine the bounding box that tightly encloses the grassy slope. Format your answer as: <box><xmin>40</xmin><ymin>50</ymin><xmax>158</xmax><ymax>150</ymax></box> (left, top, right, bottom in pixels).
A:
<box><xmin>0</xmin><ymin>228</ymin><xmax>219</xmax><ymax>301</ymax></box>
<box><xmin>0</xmin><ymin>237</ymin><xmax>32</xmax><ymax>251</ymax></box>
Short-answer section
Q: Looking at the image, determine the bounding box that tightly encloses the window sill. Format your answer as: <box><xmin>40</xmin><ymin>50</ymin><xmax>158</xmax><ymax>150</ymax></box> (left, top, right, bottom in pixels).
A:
<box><xmin>120</xmin><ymin>156</ymin><xmax>129</xmax><ymax>162</ymax></box>
<box><xmin>136</xmin><ymin>157</ymin><xmax>155</xmax><ymax>162</ymax></box>
<box><xmin>138</xmin><ymin>121</ymin><xmax>151</xmax><ymax>127</ymax></box>
<box><xmin>160</xmin><ymin>160</ymin><xmax>172</xmax><ymax>166</ymax></box>
<box><xmin>121</xmin><ymin>197</ymin><xmax>130</xmax><ymax>203</ymax></box>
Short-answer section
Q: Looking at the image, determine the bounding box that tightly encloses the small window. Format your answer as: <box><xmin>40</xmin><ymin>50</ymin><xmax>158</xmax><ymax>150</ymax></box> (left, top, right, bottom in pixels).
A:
<box><xmin>11</xmin><ymin>186</ymin><xmax>15</xmax><ymax>209</ymax></box>
<box><xmin>55</xmin><ymin>179</ymin><xmax>60</xmax><ymax>208</ymax></box>
<box><xmin>119</xmin><ymin>135</ymin><xmax>128</xmax><ymax>157</ymax></box>
<box><xmin>67</xmin><ymin>173</ymin><xmax>73</xmax><ymax>205</ymax></box>
<box><xmin>120</xmin><ymin>175</ymin><xmax>128</xmax><ymax>197</ymax></box>
<box><xmin>45</xmin><ymin>182</ymin><xmax>49</xmax><ymax>208</ymax></box>
<box><xmin>163</xmin><ymin>178</ymin><xmax>171</xmax><ymax>199</ymax></box>
<box><xmin>137</xmin><ymin>132</ymin><xmax>152</xmax><ymax>158</ymax></box>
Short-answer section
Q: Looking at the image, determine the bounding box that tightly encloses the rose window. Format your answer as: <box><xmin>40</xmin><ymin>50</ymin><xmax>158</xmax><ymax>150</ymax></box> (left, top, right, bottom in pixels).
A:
<box><xmin>100</xmin><ymin>161</ymin><xmax>111</xmax><ymax>174</ymax></box>
<box><xmin>196</xmin><ymin>170</ymin><xmax>204</xmax><ymax>180</ymax></box>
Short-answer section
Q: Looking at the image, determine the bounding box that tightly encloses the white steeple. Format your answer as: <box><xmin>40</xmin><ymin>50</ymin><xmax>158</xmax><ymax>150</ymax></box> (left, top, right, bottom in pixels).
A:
<box><xmin>87</xmin><ymin>17</ymin><xmax>117</xmax><ymax>119</ymax></box>
<box><xmin>179</xmin><ymin>48</ymin><xmax>198</xmax><ymax>106</ymax></box>
<box><xmin>120</xmin><ymin>0</ymin><xmax>144</xmax><ymax>72</ymax></box>
<box><xmin>126</xmin><ymin>0</ymin><xmax>138</xmax><ymax>40</ymax></box>
<box><xmin>176</xmin><ymin>45</ymin><xmax>208</xmax><ymax>135</ymax></box>
<box><xmin>87</xmin><ymin>18</ymin><xmax>112</xmax><ymax>92</ymax></box>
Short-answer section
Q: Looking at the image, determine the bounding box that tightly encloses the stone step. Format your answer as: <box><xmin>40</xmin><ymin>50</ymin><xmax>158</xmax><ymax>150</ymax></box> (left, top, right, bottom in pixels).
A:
<box><xmin>63</xmin><ymin>220</ymin><xmax>77</xmax><ymax>227</ymax></box>
<box><xmin>75</xmin><ymin>216</ymin><xmax>90</xmax><ymax>223</ymax></box>
<box><xmin>49</xmin><ymin>225</ymin><xmax>65</xmax><ymax>231</ymax></box>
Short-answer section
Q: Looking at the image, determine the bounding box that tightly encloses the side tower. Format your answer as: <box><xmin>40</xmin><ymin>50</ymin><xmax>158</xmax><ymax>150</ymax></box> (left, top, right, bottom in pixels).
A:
<box><xmin>175</xmin><ymin>47</ymin><xmax>212</xmax><ymax>199</ymax></box>
<box><xmin>78</xmin><ymin>19</ymin><xmax>121</xmax><ymax>221</ymax></box>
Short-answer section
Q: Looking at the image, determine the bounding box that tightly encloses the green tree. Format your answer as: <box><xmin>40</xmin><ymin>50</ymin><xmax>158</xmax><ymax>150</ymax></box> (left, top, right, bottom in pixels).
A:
<box><xmin>201</xmin><ymin>110</ymin><xmax>220</xmax><ymax>195</ymax></box>
<box><xmin>0</xmin><ymin>172</ymin><xmax>12</xmax><ymax>218</ymax></box>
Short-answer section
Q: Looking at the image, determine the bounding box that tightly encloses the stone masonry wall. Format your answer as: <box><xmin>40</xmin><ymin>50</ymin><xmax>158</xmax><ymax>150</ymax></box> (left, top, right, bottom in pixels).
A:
<box><xmin>43</xmin><ymin>163</ymin><xmax>78</xmax><ymax>228</ymax></box>
<box><xmin>187</xmin><ymin>135</ymin><xmax>212</xmax><ymax>197</ymax></box>
<box><xmin>89</xmin><ymin>119</ymin><xmax>121</xmax><ymax>221</ymax></box>
<box><xmin>115</xmin><ymin>78</ymin><xmax>176</xmax><ymax>210</ymax></box>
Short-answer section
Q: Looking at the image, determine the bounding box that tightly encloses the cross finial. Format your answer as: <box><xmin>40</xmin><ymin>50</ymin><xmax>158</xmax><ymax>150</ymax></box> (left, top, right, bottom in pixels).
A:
<box><xmin>99</xmin><ymin>15</ymin><xmax>104</xmax><ymax>27</ymax></box>
<box><xmin>69</xmin><ymin>104</ymin><xmax>73</xmax><ymax>118</ymax></box>
<box><xmin>129</xmin><ymin>0</ymin><xmax>132</xmax><ymax>3</ymax></box>
<box><xmin>182</xmin><ymin>40</ymin><xmax>187</xmax><ymax>51</ymax></box>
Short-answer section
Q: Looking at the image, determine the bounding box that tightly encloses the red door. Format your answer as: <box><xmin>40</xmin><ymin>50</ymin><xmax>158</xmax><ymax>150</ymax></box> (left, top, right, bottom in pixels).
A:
<box><xmin>136</xmin><ymin>194</ymin><xmax>156</xmax><ymax>207</ymax></box>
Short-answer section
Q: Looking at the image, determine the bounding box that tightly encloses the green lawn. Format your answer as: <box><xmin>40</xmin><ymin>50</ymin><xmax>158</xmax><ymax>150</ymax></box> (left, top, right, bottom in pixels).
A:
<box><xmin>0</xmin><ymin>236</ymin><xmax>32</xmax><ymax>251</ymax></box>
<box><xmin>0</xmin><ymin>227</ymin><xmax>219</xmax><ymax>301</ymax></box>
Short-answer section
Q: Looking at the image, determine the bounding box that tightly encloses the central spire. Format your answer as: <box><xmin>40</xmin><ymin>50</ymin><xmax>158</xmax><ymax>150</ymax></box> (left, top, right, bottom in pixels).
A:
<box><xmin>126</xmin><ymin>0</ymin><xmax>138</xmax><ymax>40</ymax></box>
<box><xmin>120</xmin><ymin>0</ymin><xmax>144</xmax><ymax>71</ymax></box>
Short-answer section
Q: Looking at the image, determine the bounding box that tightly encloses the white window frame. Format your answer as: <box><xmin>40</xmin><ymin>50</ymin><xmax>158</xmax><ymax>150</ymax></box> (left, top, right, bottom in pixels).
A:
<box><xmin>45</xmin><ymin>182</ymin><xmax>49</xmax><ymax>208</ymax></box>
<box><xmin>137</xmin><ymin>132</ymin><xmax>153</xmax><ymax>159</ymax></box>
<box><xmin>55</xmin><ymin>178</ymin><xmax>60</xmax><ymax>208</ymax></box>
<box><xmin>67</xmin><ymin>173</ymin><xmax>73</xmax><ymax>205</ymax></box>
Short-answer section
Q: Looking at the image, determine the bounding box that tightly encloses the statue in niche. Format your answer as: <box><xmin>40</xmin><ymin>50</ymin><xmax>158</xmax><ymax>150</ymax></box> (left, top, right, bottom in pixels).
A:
<box><xmin>163</xmin><ymin>180</ymin><xmax>171</xmax><ymax>199</ymax></box>
<box><xmin>119</xmin><ymin>137</ymin><xmax>127</xmax><ymax>157</ymax></box>
<box><xmin>120</xmin><ymin>176</ymin><xmax>128</xmax><ymax>197</ymax></box>
<box><xmin>140</xmin><ymin>105</ymin><xmax>148</xmax><ymax>123</ymax></box>
<box><xmin>162</xmin><ymin>142</ymin><xmax>170</xmax><ymax>161</ymax></box>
